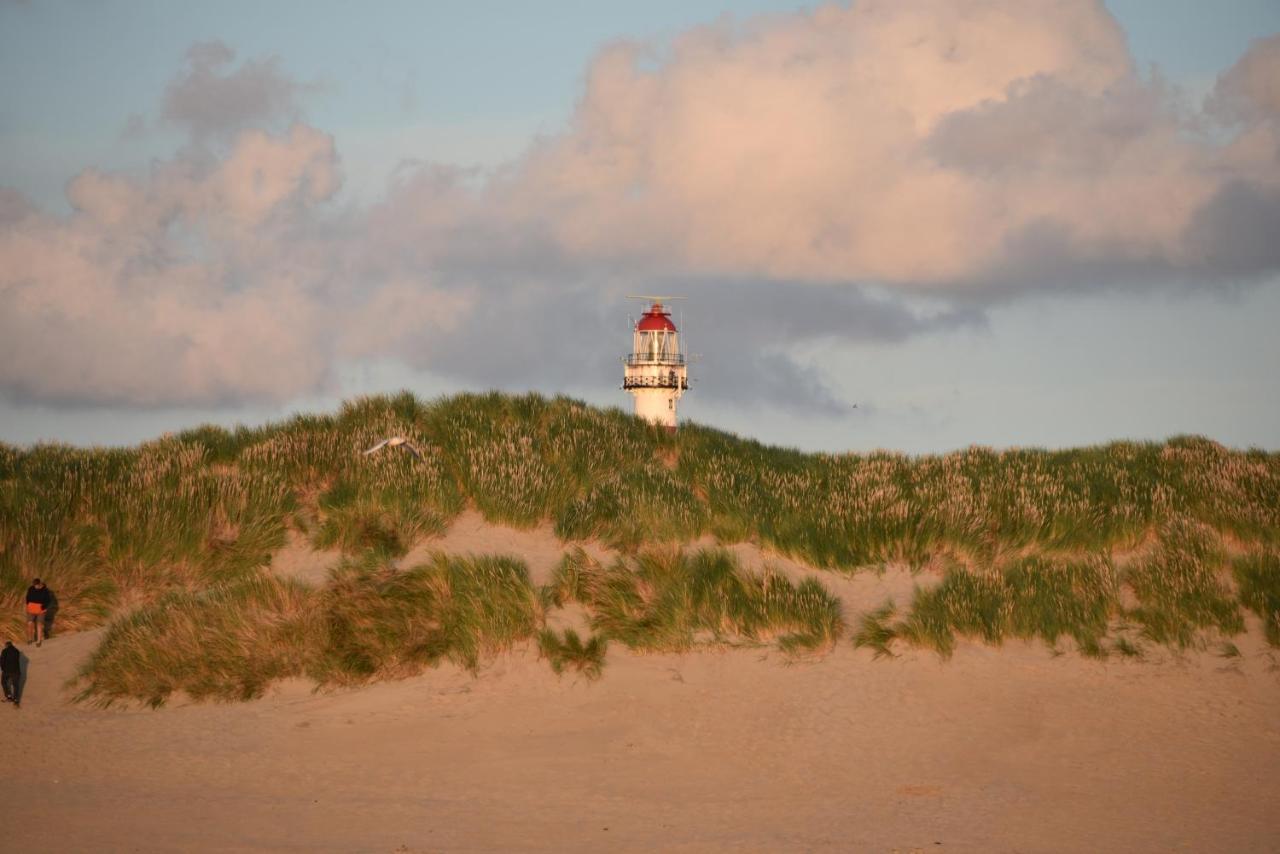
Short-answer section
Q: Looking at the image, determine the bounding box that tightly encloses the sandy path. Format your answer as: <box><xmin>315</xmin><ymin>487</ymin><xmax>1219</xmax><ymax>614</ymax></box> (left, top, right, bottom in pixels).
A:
<box><xmin>5</xmin><ymin>615</ymin><xmax>1279</xmax><ymax>853</ymax></box>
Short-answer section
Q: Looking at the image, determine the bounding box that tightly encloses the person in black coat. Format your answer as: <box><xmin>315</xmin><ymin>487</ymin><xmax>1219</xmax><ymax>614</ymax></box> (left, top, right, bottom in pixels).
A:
<box><xmin>1</xmin><ymin>640</ymin><xmax>19</xmax><ymax>706</ymax></box>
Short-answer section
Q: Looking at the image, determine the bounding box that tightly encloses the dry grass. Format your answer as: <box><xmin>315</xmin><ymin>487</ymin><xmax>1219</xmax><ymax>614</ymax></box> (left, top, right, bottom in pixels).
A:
<box><xmin>74</xmin><ymin>574</ymin><xmax>317</xmax><ymax>707</ymax></box>
<box><xmin>75</xmin><ymin>552</ymin><xmax>544</xmax><ymax>706</ymax></box>
<box><xmin>861</xmin><ymin>553</ymin><xmax>1117</xmax><ymax>658</ymax></box>
<box><xmin>3</xmin><ymin>392</ymin><xmax>1278</xmax><ymax>702</ymax></box>
<box><xmin>537</xmin><ymin>627</ymin><xmax>608</xmax><ymax>679</ymax></box>
<box><xmin>549</xmin><ymin>547</ymin><xmax>844</xmax><ymax>653</ymax></box>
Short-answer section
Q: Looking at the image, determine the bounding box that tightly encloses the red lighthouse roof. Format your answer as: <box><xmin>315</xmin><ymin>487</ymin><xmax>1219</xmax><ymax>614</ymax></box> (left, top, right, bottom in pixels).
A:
<box><xmin>636</xmin><ymin>302</ymin><xmax>677</xmax><ymax>332</ymax></box>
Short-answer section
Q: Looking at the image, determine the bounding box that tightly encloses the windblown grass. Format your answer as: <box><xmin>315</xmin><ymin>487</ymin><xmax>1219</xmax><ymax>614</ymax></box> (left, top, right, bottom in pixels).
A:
<box><xmin>311</xmin><ymin>553</ymin><xmax>541</xmax><ymax>683</ymax></box>
<box><xmin>853</xmin><ymin>602</ymin><xmax>900</xmax><ymax>659</ymax></box>
<box><xmin>549</xmin><ymin>547</ymin><xmax>844</xmax><ymax>653</ymax></box>
<box><xmin>538</xmin><ymin>627</ymin><xmax>608</xmax><ymax>679</ymax></box>
<box><xmin>1233</xmin><ymin>551</ymin><xmax>1280</xmax><ymax>647</ymax></box>
<box><xmin>1125</xmin><ymin>518</ymin><xmax>1243</xmax><ymax>647</ymax></box>
<box><xmin>75</xmin><ymin>574</ymin><xmax>317</xmax><ymax>708</ymax></box>
<box><xmin>859</xmin><ymin>554</ymin><xmax>1117</xmax><ymax>658</ymax></box>
<box><xmin>75</xmin><ymin>553</ymin><xmax>542</xmax><ymax>706</ymax></box>
<box><xmin>5</xmin><ymin>391</ymin><xmax>1280</xmax><ymax>673</ymax></box>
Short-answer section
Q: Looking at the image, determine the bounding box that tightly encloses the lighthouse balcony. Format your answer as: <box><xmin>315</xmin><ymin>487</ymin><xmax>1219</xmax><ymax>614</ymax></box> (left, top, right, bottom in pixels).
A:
<box><xmin>623</xmin><ymin>374</ymin><xmax>689</xmax><ymax>390</ymax></box>
<box><xmin>624</xmin><ymin>353</ymin><xmax>686</xmax><ymax>367</ymax></box>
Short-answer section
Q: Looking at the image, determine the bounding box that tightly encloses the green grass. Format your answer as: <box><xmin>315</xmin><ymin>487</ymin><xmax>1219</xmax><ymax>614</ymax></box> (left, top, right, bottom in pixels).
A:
<box><xmin>1125</xmin><ymin>518</ymin><xmax>1243</xmax><ymax>647</ymax></box>
<box><xmin>853</xmin><ymin>602</ymin><xmax>900</xmax><ymax>659</ymax></box>
<box><xmin>549</xmin><ymin>547</ymin><xmax>844</xmax><ymax>653</ymax></box>
<box><xmin>75</xmin><ymin>553</ymin><xmax>543</xmax><ymax>706</ymax></box>
<box><xmin>538</xmin><ymin>627</ymin><xmax>608</xmax><ymax>679</ymax></box>
<box><xmin>864</xmin><ymin>554</ymin><xmax>1117</xmax><ymax>658</ymax></box>
<box><xmin>3</xmin><ymin>390</ymin><xmax>1279</xmax><ymax>698</ymax></box>
<box><xmin>311</xmin><ymin>553</ymin><xmax>542</xmax><ymax>683</ymax></box>
<box><xmin>74</xmin><ymin>574</ymin><xmax>317</xmax><ymax>708</ymax></box>
<box><xmin>1233</xmin><ymin>551</ymin><xmax>1280</xmax><ymax>646</ymax></box>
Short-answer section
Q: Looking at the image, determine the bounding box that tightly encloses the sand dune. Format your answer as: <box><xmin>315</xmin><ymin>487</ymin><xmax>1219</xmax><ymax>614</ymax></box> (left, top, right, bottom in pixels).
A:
<box><xmin>6</xmin><ymin>521</ymin><xmax>1279</xmax><ymax>853</ymax></box>
<box><xmin>269</xmin><ymin>511</ymin><xmax>935</xmax><ymax>626</ymax></box>
<box><xmin>269</xmin><ymin>510</ymin><xmax>618</xmax><ymax>588</ymax></box>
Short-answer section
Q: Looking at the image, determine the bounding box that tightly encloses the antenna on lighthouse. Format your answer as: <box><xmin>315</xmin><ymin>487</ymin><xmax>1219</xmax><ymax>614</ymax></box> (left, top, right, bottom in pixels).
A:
<box><xmin>622</xmin><ymin>296</ymin><xmax>689</xmax><ymax>432</ymax></box>
<box><xmin>626</xmin><ymin>295</ymin><xmax>686</xmax><ymax>307</ymax></box>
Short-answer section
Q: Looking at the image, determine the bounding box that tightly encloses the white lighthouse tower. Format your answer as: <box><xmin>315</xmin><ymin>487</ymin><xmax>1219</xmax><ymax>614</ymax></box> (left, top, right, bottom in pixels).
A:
<box><xmin>623</xmin><ymin>297</ymin><xmax>688</xmax><ymax>430</ymax></box>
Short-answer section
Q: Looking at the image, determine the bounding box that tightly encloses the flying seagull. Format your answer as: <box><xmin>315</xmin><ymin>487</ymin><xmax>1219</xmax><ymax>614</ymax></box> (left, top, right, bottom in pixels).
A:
<box><xmin>362</xmin><ymin>436</ymin><xmax>423</xmax><ymax>460</ymax></box>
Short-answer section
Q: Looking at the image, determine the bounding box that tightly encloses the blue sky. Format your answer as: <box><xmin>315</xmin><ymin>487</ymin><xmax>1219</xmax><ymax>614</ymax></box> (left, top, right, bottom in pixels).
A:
<box><xmin>2</xmin><ymin>0</ymin><xmax>1278</xmax><ymax>453</ymax></box>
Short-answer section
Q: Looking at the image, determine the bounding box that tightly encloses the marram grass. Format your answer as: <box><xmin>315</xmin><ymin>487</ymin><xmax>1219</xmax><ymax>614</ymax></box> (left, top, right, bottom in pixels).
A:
<box><xmin>74</xmin><ymin>574</ymin><xmax>317</xmax><ymax>708</ymax></box>
<box><xmin>538</xmin><ymin>627</ymin><xmax>608</xmax><ymax>680</ymax></box>
<box><xmin>75</xmin><ymin>553</ymin><xmax>544</xmax><ymax>707</ymax></box>
<box><xmin>549</xmin><ymin>547</ymin><xmax>845</xmax><ymax>653</ymax></box>
<box><xmin>311</xmin><ymin>552</ymin><xmax>542</xmax><ymax>683</ymax></box>
<box><xmin>0</xmin><ymin>391</ymin><xmax>1275</xmax><ymax>702</ymax></box>
<box><xmin>888</xmin><ymin>554</ymin><xmax>1118</xmax><ymax>658</ymax></box>
<box><xmin>1233</xmin><ymin>550</ymin><xmax>1280</xmax><ymax>646</ymax></box>
<box><xmin>1125</xmin><ymin>517</ymin><xmax>1243</xmax><ymax>647</ymax></box>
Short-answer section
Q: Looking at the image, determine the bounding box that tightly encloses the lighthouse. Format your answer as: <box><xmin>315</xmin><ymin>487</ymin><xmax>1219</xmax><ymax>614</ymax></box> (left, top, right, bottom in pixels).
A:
<box><xmin>623</xmin><ymin>298</ymin><xmax>689</xmax><ymax>430</ymax></box>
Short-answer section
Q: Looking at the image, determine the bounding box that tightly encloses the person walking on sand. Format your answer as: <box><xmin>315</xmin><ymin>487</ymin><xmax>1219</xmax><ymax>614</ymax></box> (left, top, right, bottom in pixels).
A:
<box><xmin>2</xmin><ymin>641</ymin><xmax>19</xmax><ymax>706</ymax></box>
<box><xmin>25</xmin><ymin>579</ymin><xmax>51</xmax><ymax>647</ymax></box>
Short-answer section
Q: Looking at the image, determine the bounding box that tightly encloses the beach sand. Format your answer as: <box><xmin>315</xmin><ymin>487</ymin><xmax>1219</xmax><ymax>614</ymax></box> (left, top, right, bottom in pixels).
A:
<box><xmin>5</xmin><ymin>515</ymin><xmax>1279</xmax><ymax>853</ymax></box>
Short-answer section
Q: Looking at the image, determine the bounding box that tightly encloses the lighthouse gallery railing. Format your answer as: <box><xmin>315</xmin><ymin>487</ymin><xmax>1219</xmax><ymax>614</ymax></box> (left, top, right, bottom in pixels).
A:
<box><xmin>623</xmin><ymin>374</ymin><xmax>689</xmax><ymax>390</ymax></box>
<box><xmin>624</xmin><ymin>353</ymin><xmax>686</xmax><ymax>367</ymax></box>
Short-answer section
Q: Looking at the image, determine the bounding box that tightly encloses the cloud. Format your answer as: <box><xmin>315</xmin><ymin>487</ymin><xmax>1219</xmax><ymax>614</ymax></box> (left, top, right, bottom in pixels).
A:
<box><xmin>162</xmin><ymin>41</ymin><xmax>314</xmax><ymax>141</ymax></box>
<box><xmin>4</xmin><ymin>5</ymin><xmax>1280</xmax><ymax>412</ymax></box>
<box><xmin>368</xmin><ymin>274</ymin><xmax>978</xmax><ymax>414</ymax></box>
<box><xmin>0</xmin><ymin>110</ymin><xmax>486</xmax><ymax>408</ymax></box>
<box><xmin>1208</xmin><ymin>34</ymin><xmax>1280</xmax><ymax>126</ymax></box>
<box><xmin>0</xmin><ymin>125</ymin><xmax>346</xmax><ymax>406</ymax></box>
<box><xmin>461</xmin><ymin>0</ymin><xmax>1280</xmax><ymax>290</ymax></box>
<box><xmin>1186</xmin><ymin>181</ymin><xmax>1280</xmax><ymax>279</ymax></box>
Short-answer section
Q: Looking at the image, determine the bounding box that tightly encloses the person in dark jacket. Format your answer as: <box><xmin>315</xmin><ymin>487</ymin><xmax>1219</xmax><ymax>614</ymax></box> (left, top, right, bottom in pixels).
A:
<box><xmin>1</xmin><ymin>640</ymin><xmax>19</xmax><ymax>706</ymax></box>
<box><xmin>25</xmin><ymin>579</ymin><xmax>51</xmax><ymax>646</ymax></box>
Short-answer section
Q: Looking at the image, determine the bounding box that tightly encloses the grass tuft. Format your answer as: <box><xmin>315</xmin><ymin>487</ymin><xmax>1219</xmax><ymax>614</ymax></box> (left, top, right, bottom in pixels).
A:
<box><xmin>75</xmin><ymin>553</ymin><xmax>542</xmax><ymax>705</ymax></box>
<box><xmin>1233</xmin><ymin>551</ymin><xmax>1280</xmax><ymax>647</ymax></box>
<box><xmin>74</xmin><ymin>574</ymin><xmax>317</xmax><ymax>708</ymax></box>
<box><xmin>893</xmin><ymin>554</ymin><xmax>1117</xmax><ymax>657</ymax></box>
<box><xmin>549</xmin><ymin>547</ymin><xmax>844</xmax><ymax>653</ymax></box>
<box><xmin>1126</xmin><ymin>518</ymin><xmax>1243</xmax><ymax>647</ymax></box>
<box><xmin>312</xmin><ymin>553</ymin><xmax>541</xmax><ymax>683</ymax></box>
<box><xmin>537</xmin><ymin>627</ymin><xmax>608</xmax><ymax>679</ymax></box>
<box><xmin>853</xmin><ymin>601</ymin><xmax>900</xmax><ymax>659</ymax></box>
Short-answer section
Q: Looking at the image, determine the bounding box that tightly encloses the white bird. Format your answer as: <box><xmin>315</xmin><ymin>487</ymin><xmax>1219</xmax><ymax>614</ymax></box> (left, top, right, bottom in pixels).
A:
<box><xmin>362</xmin><ymin>436</ymin><xmax>423</xmax><ymax>459</ymax></box>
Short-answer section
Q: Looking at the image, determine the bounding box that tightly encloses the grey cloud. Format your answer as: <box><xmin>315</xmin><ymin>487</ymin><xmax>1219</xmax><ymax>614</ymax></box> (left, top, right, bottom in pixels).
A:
<box><xmin>378</xmin><ymin>272</ymin><xmax>980</xmax><ymax>415</ymax></box>
<box><xmin>702</xmin><ymin>350</ymin><xmax>846</xmax><ymax>416</ymax></box>
<box><xmin>162</xmin><ymin>41</ymin><xmax>313</xmax><ymax>140</ymax></box>
<box><xmin>925</xmin><ymin>63</ymin><xmax>1280</xmax><ymax>289</ymax></box>
<box><xmin>967</xmin><ymin>219</ymin><xmax>1177</xmax><ymax>297</ymax></box>
<box><xmin>927</xmin><ymin>75</ymin><xmax>1177</xmax><ymax>176</ymax></box>
<box><xmin>1186</xmin><ymin>182</ymin><xmax>1280</xmax><ymax>279</ymax></box>
<box><xmin>967</xmin><ymin>178</ymin><xmax>1280</xmax><ymax>294</ymax></box>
